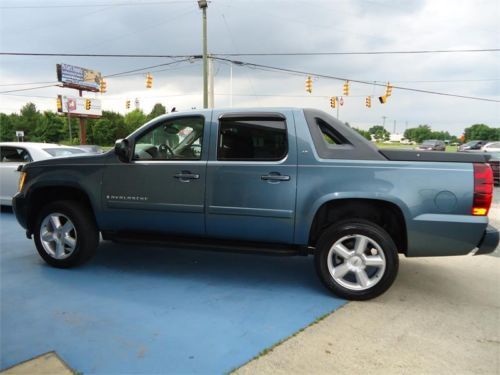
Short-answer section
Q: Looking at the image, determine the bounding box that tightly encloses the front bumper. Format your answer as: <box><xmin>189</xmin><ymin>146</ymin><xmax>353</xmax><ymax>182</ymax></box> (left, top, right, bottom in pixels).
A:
<box><xmin>12</xmin><ymin>191</ymin><xmax>29</xmax><ymax>231</ymax></box>
<box><xmin>475</xmin><ymin>225</ymin><xmax>499</xmax><ymax>255</ymax></box>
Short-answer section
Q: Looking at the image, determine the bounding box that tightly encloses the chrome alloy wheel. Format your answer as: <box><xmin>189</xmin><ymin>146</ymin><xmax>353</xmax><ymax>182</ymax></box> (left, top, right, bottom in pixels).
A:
<box><xmin>327</xmin><ymin>234</ymin><xmax>386</xmax><ymax>291</ymax></box>
<box><xmin>39</xmin><ymin>213</ymin><xmax>77</xmax><ymax>259</ymax></box>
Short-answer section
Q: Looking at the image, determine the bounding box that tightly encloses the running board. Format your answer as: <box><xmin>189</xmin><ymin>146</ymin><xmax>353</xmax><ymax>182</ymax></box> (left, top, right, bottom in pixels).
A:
<box><xmin>101</xmin><ymin>231</ymin><xmax>311</xmax><ymax>256</ymax></box>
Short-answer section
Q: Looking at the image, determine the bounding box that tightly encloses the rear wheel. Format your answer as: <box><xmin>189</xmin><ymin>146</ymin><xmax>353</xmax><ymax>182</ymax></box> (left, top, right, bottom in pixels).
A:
<box><xmin>34</xmin><ymin>200</ymin><xmax>99</xmax><ymax>268</ymax></box>
<box><xmin>315</xmin><ymin>219</ymin><xmax>399</xmax><ymax>300</ymax></box>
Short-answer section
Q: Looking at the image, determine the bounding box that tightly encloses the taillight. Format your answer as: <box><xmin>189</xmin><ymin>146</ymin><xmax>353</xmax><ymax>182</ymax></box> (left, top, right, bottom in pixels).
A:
<box><xmin>472</xmin><ymin>163</ymin><xmax>493</xmax><ymax>216</ymax></box>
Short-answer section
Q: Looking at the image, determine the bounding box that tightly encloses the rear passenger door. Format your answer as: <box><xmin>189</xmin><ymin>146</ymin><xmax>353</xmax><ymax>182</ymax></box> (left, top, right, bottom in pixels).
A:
<box><xmin>205</xmin><ymin>111</ymin><xmax>298</xmax><ymax>244</ymax></box>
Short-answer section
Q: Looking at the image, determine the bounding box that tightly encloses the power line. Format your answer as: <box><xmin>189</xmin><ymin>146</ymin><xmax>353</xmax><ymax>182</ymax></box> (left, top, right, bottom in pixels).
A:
<box><xmin>0</xmin><ymin>84</ymin><xmax>60</xmax><ymax>94</ymax></box>
<box><xmin>214</xmin><ymin>57</ymin><xmax>500</xmax><ymax>103</ymax></box>
<box><xmin>2</xmin><ymin>48</ymin><xmax>500</xmax><ymax>59</ymax></box>
<box><xmin>0</xmin><ymin>1</ymin><xmax>190</xmax><ymax>9</ymax></box>
<box><xmin>0</xmin><ymin>52</ymin><xmax>195</xmax><ymax>58</ymax></box>
<box><xmin>0</xmin><ymin>81</ymin><xmax>59</xmax><ymax>87</ymax></box>
<box><xmin>104</xmin><ymin>58</ymin><xmax>193</xmax><ymax>78</ymax></box>
<box><xmin>213</xmin><ymin>48</ymin><xmax>500</xmax><ymax>56</ymax></box>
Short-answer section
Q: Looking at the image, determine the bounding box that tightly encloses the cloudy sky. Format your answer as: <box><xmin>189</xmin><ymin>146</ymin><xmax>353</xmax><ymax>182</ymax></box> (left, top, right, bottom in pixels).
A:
<box><xmin>0</xmin><ymin>0</ymin><xmax>498</xmax><ymax>135</ymax></box>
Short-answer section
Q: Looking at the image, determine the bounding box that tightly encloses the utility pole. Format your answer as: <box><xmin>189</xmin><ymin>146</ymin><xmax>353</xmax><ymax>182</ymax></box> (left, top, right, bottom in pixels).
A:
<box><xmin>393</xmin><ymin>120</ymin><xmax>396</xmax><ymax>134</ymax></box>
<box><xmin>208</xmin><ymin>55</ymin><xmax>214</xmax><ymax>108</ymax></box>
<box><xmin>229</xmin><ymin>62</ymin><xmax>233</xmax><ymax>107</ymax></box>
<box><xmin>382</xmin><ymin>116</ymin><xmax>387</xmax><ymax>129</ymax></box>
<box><xmin>66</xmin><ymin>99</ymin><xmax>72</xmax><ymax>143</ymax></box>
<box><xmin>198</xmin><ymin>0</ymin><xmax>208</xmax><ymax>109</ymax></box>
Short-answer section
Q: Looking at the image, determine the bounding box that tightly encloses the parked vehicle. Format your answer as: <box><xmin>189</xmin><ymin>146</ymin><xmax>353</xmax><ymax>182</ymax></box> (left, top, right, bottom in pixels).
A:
<box><xmin>0</xmin><ymin>142</ymin><xmax>86</xmax><ymax>206</ymax></box>
<box><xmin>458</xmin><ymin>140</ymin><xmax>487</xmax><ymax>152</ymax></box>
<box><xmin>400</xmin><ymin>139</ymin><xmax>415</xmax><ymax>145</ymax></box>
<box><xmin>483</xmin><ymin>142</ymin><xmax>500</xmax><ymax>153</ymax></box>
<box><xmin>12</xmin><ymin>109</ymin><xmax>498</xmax><ymax>300</ymax></box>
<box><xmin>416</xmin><ymin>140</ymin><xmax>446</xmax><ymax>151</ymax></box>
<box><xmin>76</xmin><ymin>145</ymin><xmax>104</xmax><ymax>154</ymax></box>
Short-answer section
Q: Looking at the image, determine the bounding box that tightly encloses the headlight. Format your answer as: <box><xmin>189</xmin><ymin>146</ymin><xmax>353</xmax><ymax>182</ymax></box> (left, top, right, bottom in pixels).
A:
<box><xmin>18</xmin><ymin>172</ymin><xmax>27</xmax><ymax>192</ymax></box>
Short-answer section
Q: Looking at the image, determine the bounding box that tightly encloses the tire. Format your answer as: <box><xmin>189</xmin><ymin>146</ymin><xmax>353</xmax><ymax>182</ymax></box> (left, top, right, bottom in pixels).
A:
<box><xmin>33</xmin><ymin>200</ymin><xmax>99</xmax><ymax>268</ymax></box>
<box><xmin>314</xmin><ymin>219</ymin><xmax>399</xmax><ymax>300</ymax></box>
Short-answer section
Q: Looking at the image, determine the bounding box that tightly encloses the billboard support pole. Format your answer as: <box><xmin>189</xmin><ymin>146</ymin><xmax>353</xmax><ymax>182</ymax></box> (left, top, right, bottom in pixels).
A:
<box><xmin>66</xmin><ymin>101</ymin><xmax>72</xmax><ymax>143</ymax></box>
<box><xmin>78</xmin><ymin>90</ymin><xmax>87</xmax><ymax>145</ymax></box>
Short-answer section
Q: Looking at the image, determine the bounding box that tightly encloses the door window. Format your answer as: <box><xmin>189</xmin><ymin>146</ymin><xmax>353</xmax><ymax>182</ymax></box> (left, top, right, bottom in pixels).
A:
<box><xmin>217</xmin><ymin>118</ymin><xmax>287</xmax><ymax>161</ymax></box>
<box><xmin>133</xmin><ymin>116</ymin><xmax>204</xmax><ymax>160</ymax></box>
<box><xmin>0</xmin><ymin>147</ymin><xmax>32</xmax><ymax>162</ymax></box>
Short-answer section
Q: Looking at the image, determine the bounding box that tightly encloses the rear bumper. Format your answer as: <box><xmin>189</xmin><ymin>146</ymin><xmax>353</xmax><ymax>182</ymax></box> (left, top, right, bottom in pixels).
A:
<box><xmin>475</xmin><ymin>225</ymin><xmax>499</xmax><ymax>255</ymax></box>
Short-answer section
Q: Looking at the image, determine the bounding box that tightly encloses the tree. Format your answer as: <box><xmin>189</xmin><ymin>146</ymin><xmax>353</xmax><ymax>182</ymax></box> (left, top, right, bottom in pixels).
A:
<box><xmin>38</xmin><ymin>111</ymin><xmax>65</xmax><ymax>143</ymax></box>
<box><xmin>464</xmin><ymin>124</ymin><xmax>499</xmax><ymax>141</ymax></box>
<box><xmin>92</xmin><ymin>111</ymin><xmax>126</xmax><ymax>145</ymax></box>
<box><xmin>368</xmin><ymin>125</ymin><xmax>390</xmax><ymax>142</ymax></box>
<box><xmin>0</xmin><ymin>113</ymin><xmax>15</xmax><ymax>141</ymax></box>
<box><xmin>148</xmin><ymin>103</ymin><xmax>167</xmax><ymax>121</ymax></box>
<box><xmin>17</xmin><ymin>102</ymin><xmax>42</xmax><ymax>140</ymax></box>
<box><xmin>124</xmin><ymin>109</ymin><xmax>147</xmax><ymax>134</ymax></box>
<box><xmin>353</xmin><ymin>127</ymin><xmax>372</xmax><ymax>141</ymax></box>
<box><xmin>404</xmin><ymin>125</ymin><xmax>432</xmax><ymax>143</ymax></box>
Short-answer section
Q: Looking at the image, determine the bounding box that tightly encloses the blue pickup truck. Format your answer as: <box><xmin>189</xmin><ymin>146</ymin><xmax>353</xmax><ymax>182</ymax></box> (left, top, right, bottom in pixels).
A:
<box><xmin>13</xmin><ymin>108</ymin><xmax>498</xmax><ymax>300</ymax></box>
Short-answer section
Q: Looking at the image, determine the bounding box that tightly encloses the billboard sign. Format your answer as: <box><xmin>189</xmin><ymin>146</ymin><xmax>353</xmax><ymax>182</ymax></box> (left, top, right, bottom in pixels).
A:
<box><xmin>56</xmin><ymin>63</ymin><xmax>102</xmax><ymax>92</ymax></box>
<box><xmin>57</xmin><ymin>95</ymin><xmax>102</xmax><ymax>118</ymax></box>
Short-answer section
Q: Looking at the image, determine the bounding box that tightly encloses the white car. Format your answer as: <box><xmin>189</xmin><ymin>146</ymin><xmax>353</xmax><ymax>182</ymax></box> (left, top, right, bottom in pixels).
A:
<box><xmin>483</xmin><ymin>142</ymin><xmax>500</xmax><ymax>153</ymax></box>
<box><xmin>0</xmin><ymin>142</ymin><xmax>86</xmax><ymax>206</ymax></box>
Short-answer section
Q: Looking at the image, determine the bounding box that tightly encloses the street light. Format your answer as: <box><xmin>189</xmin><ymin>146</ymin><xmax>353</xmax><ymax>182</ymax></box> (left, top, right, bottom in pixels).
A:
<box><xmin>198</xmin><ymin>0</ymin><xmax>208</xmax><ymax>108</ymax></box>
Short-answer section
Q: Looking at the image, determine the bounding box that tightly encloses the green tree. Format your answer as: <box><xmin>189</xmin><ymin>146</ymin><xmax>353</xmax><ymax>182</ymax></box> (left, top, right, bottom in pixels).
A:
<box><xmin>38</xmin><ymin>111</ymin><xmax>65</xmax><ymax>143</ymax></box>
<box><xmin>0</xmin><ymin>113</ymin><xmax>15</xmax><ymax>141</ymax></box>
<box><xmin>17</xmin><ymin>102</ymin><xmax>42</xmax><ymax>140</ymax></box>
<box><xmin>353</xmin><ymin>127</ymin><xmax>372</xmax><ymax>141</ymax></box>
<box><xmin>404</xmin><ymin>125</ymin><xmax>432</xmax><ymax>143</ymax></box>
<box><xmin>368</xmin><ymin>125</ymin><xmax>390</xmax><ymax>142</ymax></box>
<box><xmin>124</xmin><ymin>109</ymin><xmax>147</xmax><ymax>134</ymax></box>
<box><xmin>464</xmin><ymin>124</ymin><xmax>499</xmax><ymax>141</ymax></box>
<box><xmin>92</xmin><ymin>111</ymin><xmax>126</xmax><ymax>145</ymax></box>
<box><xmin>148</xmin><ymin>103</ymin><xmax>167</xmax><ymax>121</ymax></box>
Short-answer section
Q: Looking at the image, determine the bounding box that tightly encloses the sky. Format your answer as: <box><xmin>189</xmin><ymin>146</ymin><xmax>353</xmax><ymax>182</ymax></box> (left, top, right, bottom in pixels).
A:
<box><xmin>0</xmin><ymin>0</ymin><xmax>499</xmax><ymax>136</ymax></box>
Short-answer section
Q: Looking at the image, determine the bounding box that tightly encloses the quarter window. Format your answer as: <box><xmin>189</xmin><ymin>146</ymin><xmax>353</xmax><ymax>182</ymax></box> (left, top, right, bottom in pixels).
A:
<box><xmin>217</xmin><ymin>117</ymin><xmax>287</xmax><ymax>161</ymax></box>
<box><xmin>133</xmin><ymin>116</ymin><xmax>204</xmax><ymax>160</ymax></box>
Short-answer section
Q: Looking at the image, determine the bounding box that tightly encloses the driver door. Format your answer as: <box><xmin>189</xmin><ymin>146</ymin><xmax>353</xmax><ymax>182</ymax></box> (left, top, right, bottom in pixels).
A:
<box><xmin>101</xmin><ymin>115</ymin><xmax>209</xmax><ymax>236</ymax></box>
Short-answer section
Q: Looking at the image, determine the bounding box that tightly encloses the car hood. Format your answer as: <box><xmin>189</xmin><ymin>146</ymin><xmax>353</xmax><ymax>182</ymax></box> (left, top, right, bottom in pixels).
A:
<box><xmin>23</xmin><ymin>150</ymin><xmax>112</xmax><ymax>170</ymax></box>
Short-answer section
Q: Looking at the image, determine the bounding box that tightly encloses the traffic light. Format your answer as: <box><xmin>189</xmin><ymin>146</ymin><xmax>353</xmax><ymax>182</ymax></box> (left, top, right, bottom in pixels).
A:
<box><xmin>343</xmin><ymin>80</ymin><xmax>349</xmax><ymax>96</ymax></box>
<box><xmin>56</xmin><ymin>96</ymin><xmax>62</xmax><ymax>112</ymax></box>
<box><xmin>146</xmin><ymin>73</ymin><xmax>153</xmax><ymax>89</ymax></box>
<box><xmin>365</xmin><ymin>96</ymin><xmax>371</xmax><ymax>108</ymax></box>
<box><xmin>385</xmin><ymin>82</ymin><xmax>393</xmax><ymax>97</ymax></box>
<box><xmin>378</xmin><ymin>95</ymin><xmax>387</xmax><ymax>104</ymax></box>
<box><xmin>305</xmin><ymin>76</ymin><xmax>313</xmax><ymax>93</ymax></box>
<box><xmin>126</xmin><ymin>100</ymin><xmax>131</xmax><ymax>109</ymax></box>
<box><xmin>330</xmin><ymin>96</ymin><xmax>337</xmax><ymax>108</ymax></box>
<box><xmin>100</xmin><ymin>79</ymin><xmax>107</xmax><ymax>93</ymax></box>
<box><xmin>85</xmin><ymin>99</ymin><xmax>91</xmax><ymax>110</ymax></box>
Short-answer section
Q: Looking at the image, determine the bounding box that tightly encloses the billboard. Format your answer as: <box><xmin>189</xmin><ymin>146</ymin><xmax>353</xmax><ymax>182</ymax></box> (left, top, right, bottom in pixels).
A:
<box><xmin>56</xmin><ymin>63</ymin><xmax>102</xmax><ymax>92</ymax></box>
<box><xmin>57</xmin><ymin>95</ymin><xmax>102</xmax><ymax>118</ymax></box>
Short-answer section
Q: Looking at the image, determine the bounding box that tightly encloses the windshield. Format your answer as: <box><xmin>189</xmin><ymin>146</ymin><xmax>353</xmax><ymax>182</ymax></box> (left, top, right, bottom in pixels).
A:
<box><xmin>43</xmin><ymin>148</ymin><xmax>86</xmax><ymax>157</ymax></box>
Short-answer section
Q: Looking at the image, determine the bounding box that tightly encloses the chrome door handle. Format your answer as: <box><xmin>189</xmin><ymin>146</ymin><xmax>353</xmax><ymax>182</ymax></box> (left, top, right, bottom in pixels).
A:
<box><xmin>174</xmin><ymin>172</ymin><xmax>200</xmax><ymax>180</ymax></box>
<box><xmin>261</xmin><ymin>174</ymin><xmax>290</xmax><ymax>181</ymax></box>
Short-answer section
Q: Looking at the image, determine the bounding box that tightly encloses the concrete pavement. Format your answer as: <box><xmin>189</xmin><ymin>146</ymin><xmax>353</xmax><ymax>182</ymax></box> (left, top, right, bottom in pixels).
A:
<box><xmin>235</xmin><ymin>188</ymin><xmax>500</xmax><ymax>374</ymax></box>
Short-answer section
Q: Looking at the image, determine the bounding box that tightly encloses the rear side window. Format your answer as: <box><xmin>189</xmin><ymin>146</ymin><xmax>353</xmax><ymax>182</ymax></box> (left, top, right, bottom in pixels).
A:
<box><xmin>217</xmin><ymin>117</ymin><xmax>287</xmax><ymax>161</ymax></box>
<box><xmin>0</xmin><ymin>147</ymin><xmax>31</xmax><ymax>162</ymax></box>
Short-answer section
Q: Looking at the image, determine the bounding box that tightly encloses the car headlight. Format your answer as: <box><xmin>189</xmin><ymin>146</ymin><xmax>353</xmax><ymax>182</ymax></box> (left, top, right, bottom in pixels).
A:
<box><xmin>18</xmin><ymin>172</ymin><xmax>27</xmax><ymax>192</ymax></box>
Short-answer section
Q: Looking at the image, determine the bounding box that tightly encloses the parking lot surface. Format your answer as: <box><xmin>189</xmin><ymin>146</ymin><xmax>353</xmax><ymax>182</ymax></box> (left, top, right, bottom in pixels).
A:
<box><xmin>0</xmin><ymin>211</ymin><xmax>345</xmax><ymax>374</ymax></box>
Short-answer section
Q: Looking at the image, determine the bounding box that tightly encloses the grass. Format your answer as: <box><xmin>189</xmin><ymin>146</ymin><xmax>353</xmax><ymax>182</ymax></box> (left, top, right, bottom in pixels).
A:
<box><xmin>375</xmin><ymin>143</ymin><xmax>457</xmax><ymax>152</ymax></box>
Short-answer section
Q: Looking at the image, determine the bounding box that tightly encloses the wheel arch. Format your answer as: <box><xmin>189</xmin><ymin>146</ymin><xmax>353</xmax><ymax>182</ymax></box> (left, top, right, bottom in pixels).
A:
<box><xmin>26</xmin><ymin>183</ymin><xmax>97</xmax><ymax>235</ymax></box>
<box><xmin>308</xmin><ymin>197</ymin><xmax>408</xmax><ymax>254</ymax></box>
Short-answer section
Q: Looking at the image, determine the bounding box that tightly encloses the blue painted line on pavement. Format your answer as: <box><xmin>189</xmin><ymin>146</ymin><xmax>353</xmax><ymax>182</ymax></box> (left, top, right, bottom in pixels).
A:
<box><xmin>0</xmin><ymin>211</ymin><xmax>345</xmax><ymax>374</ymax></box>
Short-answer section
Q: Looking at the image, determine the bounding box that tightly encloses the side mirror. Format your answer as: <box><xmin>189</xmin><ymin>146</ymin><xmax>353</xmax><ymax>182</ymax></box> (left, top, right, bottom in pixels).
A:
<box><xmin>114</xmin><ymin>139</ymin><xmax>131</xmax><ymax>163</ymax></box>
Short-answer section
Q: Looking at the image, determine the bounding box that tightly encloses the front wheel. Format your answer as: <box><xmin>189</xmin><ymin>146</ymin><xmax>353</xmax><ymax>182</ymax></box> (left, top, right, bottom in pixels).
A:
<box><xmin>33</xmin><ymin>200</ymin><xmax>99</xmax><ymax>268</ymax></box>
<box><xmin>315</xmin><ymin>220</ymin><xmax>399</xmax><ymax>300</ymax></box>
